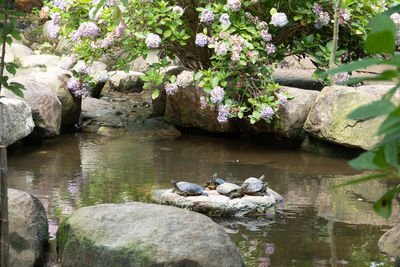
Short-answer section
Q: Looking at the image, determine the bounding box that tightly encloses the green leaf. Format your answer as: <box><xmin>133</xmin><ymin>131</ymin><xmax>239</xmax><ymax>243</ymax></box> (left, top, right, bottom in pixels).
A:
<box><xmin>211</xmin><ymin>77</ymin><xmax>219</xmax><ymax>88</ymax></box>
<box><xmin>347</xmin><ymin>99</ymin><xmax>396</xmax><ymax>120</ymax></box>
<box><xmin>92</xmin><ymin>0</ymin><xmax>106</xmax><ymax>20</ymax></box>
<box><xmin>384</xmin><ymin>140</ymin><xmax>399</xmax><ymax>168</ymax></box>
<box><xmin>270</xmin><ymin>8</ymin><xmax>277</xmax><ymax>15</ymax></box>
<box><xmin>151</xmin><ymin>89</ymin><xmax>159</xmax><ymax>99</ymax></box>
<box><xmin>238</xmin><ymin>111</ymin><xmax>243</xmax><ymax>119</ymax></box>
<box><xmin>139</xmin><ymin>75</ymin><xmax>151</xmax><ymax>82</ymax></box>
<box><xmin>164</xmin><ymin>29</ymin><xmax>171</xmax><ymax>38</ymax></box>
<box><xmin>378</xmin><ymin>107</ymin><xmax>400</xmax><ymax>135</ymax></box>
<box><xmin>335</xmin><ymin>173</ymin><xmax>389</xmax><ymax>188</ymax></box>
<box><xmin>112</xmin><ymin>5</ymin><xmax>122</xmax><ymax>25</ymax></box>
<box><xmin>320</xmin><ymin>58</ymin><xmax>384</xmax><ymax>77</ymax></box>
<box><xmin>203</xmin><ymin>87</ymin><xmax>212</xmax><ymax>93</ymax></box>
<box><xmin>134</xmin><ymin>32</ymin><xmax>145</xmax><ymax>39</ymax></box>
<box><xmin>364</xmin><ymin>14</ymin><xmax>397</xmax><ymax>54</ymax></box>
<box><xmin>373</xmin><ymin>186</ymin><xmax>400</xmax><ymax>219</ymax></box>
<box><xmin>373</xmin><ymin>147</ymin><xmax>390</xmax><ymax>172</ymax></box>
<box><xmin>5</xmin><ymin>66</ymin><xmax>15</xmax><ymax>76</ymax></box>
<box><xmin>194</xmin><ymin>72</ymin><xmax>203</xmax><ymax>80</ymax></box>
<box><xmin>348</xmin><ymin>151</ymin><xmax>379</xmax><ymax>171</ymax></box>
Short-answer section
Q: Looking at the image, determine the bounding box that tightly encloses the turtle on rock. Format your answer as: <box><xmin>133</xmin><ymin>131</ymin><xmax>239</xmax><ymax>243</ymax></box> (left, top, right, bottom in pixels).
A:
<box><xmin>243</xmin><ymin>175</ymin><xmax>270</xmax><ymax>196</ymax></box>
<box><xmin>217</xmin><ymin>182</ymin><xmax>248</xmax><ymax>199</ymax></box>
<box><xmin>170</xmin><ymin>180</ymin><xmax>209</xmax><ymax>197</ymax></box>
<box><xmin>202</xmin><ymin>173</ymin><xmax>225</xmax><ymax>190</ymax></box>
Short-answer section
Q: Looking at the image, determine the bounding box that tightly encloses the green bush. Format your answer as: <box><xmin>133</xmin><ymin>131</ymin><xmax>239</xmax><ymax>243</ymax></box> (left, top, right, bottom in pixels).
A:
<box><xmin>45</xmin><ymin>0</ymin><xmax>393</xmax><ymax>123</ymax></box>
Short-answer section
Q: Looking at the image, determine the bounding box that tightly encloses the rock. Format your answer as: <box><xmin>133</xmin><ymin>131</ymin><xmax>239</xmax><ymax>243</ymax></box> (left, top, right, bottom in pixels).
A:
<box><xmin>128</xmin><ymin>51</ymin><xmax>161</xmax><ymax>72</ymax></box>
<box><xmin>8</xmin><ymin>188</ymin><xmax>49</xmax><ymax>267</ymax></box>
<box><xmin>20</xmin><ymin>54</ymin><xmax>60</xmax><ymax>68</ymax></box>
<box><xmin>157</xmin><ymin>188</ymin><xmax>278</xmax><ymax>217</ymax></box>
<box><xmin>165</xmin><ymin>83</ymin><xmax>237</xmax><ymax>133</ymax></box>
<box><xmin>16</xmin><ymin>67</ymin><xmax>81</xmax><ymax>130</ymax></box>
<box><xmin>15</xmin><ymin>0</ymin><xmax>43</xmax><ymax>13</ymax></box>
<box><xmin>2</xmin><ymin>78</ymin><xmax>62</xmax><ymax>137</ymax></box>
<box><xmin>6</xmin><ymin>43</ymin><xmax>34</xmax><ymax>62</ymax></box>
<box><xmin>54</xmin><ymin>38</ymin><xmax>73</xmax><ymax>56</ymax></box>
<box><xmin>57</xmin><ymin>202</ymin><xmax>244</xmax><ymax>267</ymax></box>
<box><xmin>237</xmin><ymin>86</ymin><xmax>319</xmax><ymax>140</ymax></box>
<box><xmin>304</xmin><ymin>85</ymin><xmax>396</xmax><ymax>150</ymax></box>
<box><xmin>272</xmin><ymin>68</ymin><xmax>324</xmax><ymax>91</ymax></box>
<box><xmin>81</xmin><ymin>97</ymin><xmax>123</xmax><ymax>132</ymax></box>
<box><xmin>379</xmin><ymin>224</ymin><xmax>400</xmax><ymax>257</ymax></box>
<box><xmin>0</xmin><ymin>98</ymin><xmax>34</xmax><ymax>147</ymax></box>
<box><xmin>108</xmin><ymin>71</ymin><xmax>144</xmax><ymax>93</ymax></box>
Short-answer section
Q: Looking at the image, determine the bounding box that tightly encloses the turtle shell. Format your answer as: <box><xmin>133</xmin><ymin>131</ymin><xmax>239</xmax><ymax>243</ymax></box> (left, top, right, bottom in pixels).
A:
<box><xmin>243</xmin><ymin>177</ymin><xmax>263</xmax><ymax>193</ymax></box>
<box><xmin>177</xmin><ymin>182</ymin><xmax>204</xmax><ymax>195</ymax></box>
<box><xmin>217</xmin><ymin>183</ymin><xmax>240</xmax><ymax>196</ymax></box>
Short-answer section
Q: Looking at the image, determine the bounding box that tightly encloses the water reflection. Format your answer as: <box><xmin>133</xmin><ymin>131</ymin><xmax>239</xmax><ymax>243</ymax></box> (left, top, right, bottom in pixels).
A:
<box><xmin>6</xmin><ymin>133</ymin><xmax>400</xmax><ymax>266</ymax></box>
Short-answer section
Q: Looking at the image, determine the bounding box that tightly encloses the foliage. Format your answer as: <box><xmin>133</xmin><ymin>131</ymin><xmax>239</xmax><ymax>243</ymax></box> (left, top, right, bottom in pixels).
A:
<box><xmin>0</xmin><ymin>0</ymin><xmax>25</xmax><ymax>99</ymax></box>
<box><xmin>321</xmin><ymin>5</ymin><xmax>400</xmax><ymax>219</ymax></box>
<box><xmin>45</xmin><ymin>0</ymin><xmax>392</xmax><ymax>123</ymax></box>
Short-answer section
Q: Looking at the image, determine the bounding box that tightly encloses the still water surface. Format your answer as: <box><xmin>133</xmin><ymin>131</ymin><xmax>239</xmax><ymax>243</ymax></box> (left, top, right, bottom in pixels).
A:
<box><xmin>6</xmin><ymin>133</ymin><xmax>400</xmax><ymax>266</ymax></box>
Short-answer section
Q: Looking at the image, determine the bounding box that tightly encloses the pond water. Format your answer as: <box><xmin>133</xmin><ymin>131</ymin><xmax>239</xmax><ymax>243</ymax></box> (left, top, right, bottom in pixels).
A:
<box><xmin>7</xmin><ymin>133</ymin><xmax>400</xmax><ymax>266</ymax></box>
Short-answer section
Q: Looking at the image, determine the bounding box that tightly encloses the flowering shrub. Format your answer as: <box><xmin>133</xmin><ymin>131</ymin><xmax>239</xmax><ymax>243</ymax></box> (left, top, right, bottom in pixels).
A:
<box><xmin>44</xmin><ymin>0</ymin><xmax>394</xmax><ymax>123</ymax></box>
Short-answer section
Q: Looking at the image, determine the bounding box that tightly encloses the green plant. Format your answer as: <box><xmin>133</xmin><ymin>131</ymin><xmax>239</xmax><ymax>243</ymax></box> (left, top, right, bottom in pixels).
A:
<box><xmin>45</xmin><ymin>0</ymin><xmax>393</xmax><ymax>123</ymax></box>
<box><xmin>0</xmin><ymin>0</ymin><xmax>25</xmax><ymax>98</ymax></box>
<box><xmin>321</xmin><ymin>5</ymin><xmax>400</xmax><ymax>219</ymax></box>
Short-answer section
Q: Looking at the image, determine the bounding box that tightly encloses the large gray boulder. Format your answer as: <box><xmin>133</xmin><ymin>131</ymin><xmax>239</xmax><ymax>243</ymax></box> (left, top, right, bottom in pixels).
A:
<box><xmin>108</xmin><ymin>71</ymin><xmax>144</xmax><ymax>93</ymax></box>
<box><xmin>6</xmin><ymin>43</ymin><xmax>34</xmax><ymax>63</ymax></box>
<box><xmin>2</xmin><ymin>79</ymin><xmax>62</xmax><ymax>137</ymax></box>
<box><xmin>237</xmin><ymin>86</ymin><xmax>319</xmax><ymax>140</ymax></box>
<box><xmin>57</xmin><ymin>202</ymin><xmax>244</xmax><ymax>267</ymax></box>
<box><xmin>19</xmin><ymin>54</ymin><xmax>61</xmax><ymax>68</ymax></box>
<box><xmin>165</xmin><ymin>84</ymin><xmax>237</xmax><ymax>133</ymax></box>
<box><xmin>378</xmin><ymin>224</ymin><xmax>400</xmax><ymax>257</ymax></box>
<box><xmin>0</xmin><ymin>98</ymin><xmax>34</xmax><ymax>147</ymax></box>
<box><xmin>16</xmin><ymin>67</ymin><xmax>81</xmax><ymax>129</ymax></box>
<box><xmin>8</xmin><ymin>188</ymin><xmax>49</xmax><ymax>267</ymax></box>
<box><xmin>304</xmin><ymin>85</ymin><xmax>396</xmax><ymax>150</ymax></box>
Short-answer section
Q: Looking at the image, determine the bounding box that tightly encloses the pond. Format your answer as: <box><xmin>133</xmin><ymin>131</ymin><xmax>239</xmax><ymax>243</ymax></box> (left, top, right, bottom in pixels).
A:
<box><xmin>7</xmin><ymin>133</ymin><xmax>400</xmax><ymax>266</ymax></box>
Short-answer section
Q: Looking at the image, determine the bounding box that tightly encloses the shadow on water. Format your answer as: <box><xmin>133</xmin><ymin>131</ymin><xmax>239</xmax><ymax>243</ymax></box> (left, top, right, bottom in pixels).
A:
<box><xmin>6</xmin><ymin>133</ymin><xmax>400</xmax><ymax>266</ymax></box>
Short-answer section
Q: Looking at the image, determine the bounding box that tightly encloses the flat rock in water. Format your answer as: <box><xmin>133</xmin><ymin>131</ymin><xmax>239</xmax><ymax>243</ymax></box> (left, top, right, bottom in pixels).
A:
<box><xmin>156</xmin><ymin>188</ymin><xmax>282</xmax><ymax>217</ymax></box>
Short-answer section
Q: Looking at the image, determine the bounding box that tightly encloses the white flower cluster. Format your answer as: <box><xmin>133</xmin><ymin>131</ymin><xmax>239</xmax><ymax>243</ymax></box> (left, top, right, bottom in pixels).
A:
<box><xmin>48</xmin><ymin>12</ymin><xmax>61</xmax><ymax>39</ymax></box>
<box><xmin>210</xmin><ymin>86</ymin><xmax>224</xmax><ymax>103</ymax></box>
<box><xmin>214</xmin><ymin>41</ymin><xmax>229</xmax><ymax>56</ymax></box>
<box><xmin>278</xmin><ymin>92</ymin><xmax>288</xmax><ymax>105</ymax></box>
<box><xmin>201</xmin><ymin>9</ymin><xmax>214</xmax><ymax>24</ymax></box>
<box><xmin>96</xmin><ymin>70</ymin><xmax>110</xmax><ymax>82</ymax></box>
<box><xmin>312</xmin><ymin>4</ymin><xmax>330</xmax><ymax>29</ymax></box>
<box><xmin>172</xmin><ymin>6</ymin><xmax>184</xmax><ymax>15</ymax></box>
<box><xmin>73</xmin><ymin>61</ymin><xmax>88</xmax><ymax>75</ymax></box>
<box><xmin>176</xmin><ymin>71</ymin><xmax>193</xmax><ymax>88</ymax></box>
<box><xmin>271</xmin><ymin>12</ymin><xmax>288</xmax><ymax>27</ymax></box>
<box><xmin>165</xmin><ymin>83</ymin><xmax>179</xmax><ymax>95</ymax></box>
<box><xmin>59</xmin><ymin>55</ymin><xmax>77</xmax><ymax>70</ymax></box>
<box><xmin>145</xmin><ymin>33</ymin><xmax>161</xmax><ymax>49</ymax></box>
<box><xmin>227</xmin><ymin>0</ymin><xmax>241</xmax><ymax>12</ymax></box>
<box><xmin>195</xmin><ymin>33</ymin><xmax>208</xmax><ymax>47</ymax></box>
<box><xmin>261</xmin><ymin>105</ymin><xmax>274</xmax><ymax>119</ymax></box>
<box><xmin>76</xmin><ymin>22</ymin><xmax>100</xmax><ymax>39</ymax></box>
<box><xmin>229</xmin><ymin>34</ymin><xmax>247</xmax><ymax>62</ymax></box>
<box><xmin>217</xmin><ymin>104</ymin><xmax>230</xmax><ymax>124</ymax></box>
<box><xmin>334</xmin><ymin>72</ymin><xmax>349</xmax><ymax>84</ymax></box>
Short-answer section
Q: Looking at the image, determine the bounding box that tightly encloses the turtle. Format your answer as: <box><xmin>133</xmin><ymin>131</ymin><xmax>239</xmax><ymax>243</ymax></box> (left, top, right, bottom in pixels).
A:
<box><xmin>216</xmin><ymin>182</ymin><xmax>248</xmax><ymax>199</ymax></box>
<box><xmin>202</xmin><ymin>173</ymin><xmax>225</xmax><ymax>190</ymax></box>
<box><xmin>170</xmin><ymin>180</ymin><xmax>209</xmax><ymax>197</ymax></box>
<box><xmin>243</xmin><ymin>175</ymin><xmax>270</xmax><ymax>196</ymax></box>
